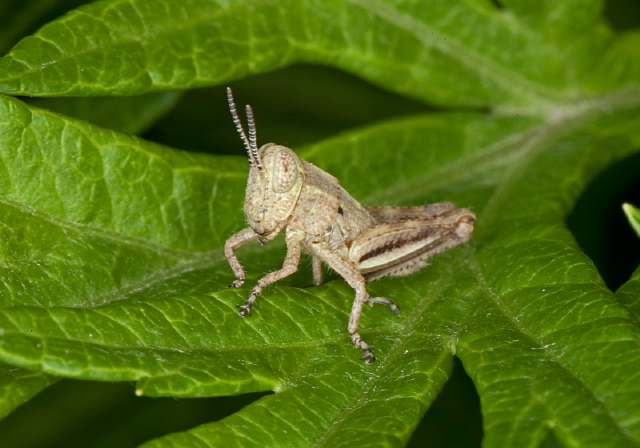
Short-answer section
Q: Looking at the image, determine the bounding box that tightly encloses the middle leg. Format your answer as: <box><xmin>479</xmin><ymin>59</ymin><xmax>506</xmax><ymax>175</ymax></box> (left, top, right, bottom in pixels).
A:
<box><xmin>306</xmin><ymin>239</ymin><xmax>378</xmax><ymax>363</ymax></box>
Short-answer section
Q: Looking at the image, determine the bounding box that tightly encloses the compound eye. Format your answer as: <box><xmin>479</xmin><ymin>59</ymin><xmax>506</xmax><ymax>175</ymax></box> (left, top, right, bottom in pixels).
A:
<box><xmin>272</xmin><ymin>149</ymin><xmax>298</xmax><ymax>193</ymax></box>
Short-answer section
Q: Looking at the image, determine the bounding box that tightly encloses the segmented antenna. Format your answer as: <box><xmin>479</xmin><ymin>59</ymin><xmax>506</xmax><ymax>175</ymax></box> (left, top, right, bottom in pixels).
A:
<box><xmin>226</xmin><ymin>87</ymin><xmax>262</xmax><ymax>170</ymax></box>
<box><xmin>246</xmin><ymin>104</ymin><xmax>258</xmax><ymax>158</ymax></box>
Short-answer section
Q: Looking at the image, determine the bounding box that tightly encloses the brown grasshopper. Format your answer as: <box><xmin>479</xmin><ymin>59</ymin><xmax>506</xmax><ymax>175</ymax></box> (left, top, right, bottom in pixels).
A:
<box><xmin>224</xmin><ymin>88</ymin><xmax>475</xmax><ymax>363</ymax></box>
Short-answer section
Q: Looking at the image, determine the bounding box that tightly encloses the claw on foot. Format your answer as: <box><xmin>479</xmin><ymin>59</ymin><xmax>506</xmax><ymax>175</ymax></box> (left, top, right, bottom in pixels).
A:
<box><xmin>352</xmin><ymin>335</ymin><xmax>376</xmax><ymax>364</ymax></box>
<box><xmin>228</xmin><ymin>279</ymin><xmax>244</xmax><ymax>289</ymax></box>
<box><xmin>367</xmin><ymin>296</ymin><xmax>400</xmax><ymax>313</ymax></box>
<box><xmin>361</xmin><ymin>349</ymin><xmax>375</xmax><ymax>364</ymax></box>
<box><xmin>237</xmin><ymin>289</ymin><xmax>259</xmax><ymax>317</ymax></box>
<box><xmin>237</xmin><ymin>304</ymin><xmax>251</xmax><ymax>317</ymax></box>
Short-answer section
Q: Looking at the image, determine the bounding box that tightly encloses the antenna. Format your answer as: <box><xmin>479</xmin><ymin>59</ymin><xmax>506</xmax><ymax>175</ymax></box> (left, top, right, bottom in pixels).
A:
<box><xmin>226</xmin><ymin>87</ymin><xmax>262</xmax><ymax>170</ymax></box>
<box><xmin>246</xmin><ymin>104</ymin><xmax>258</xmax><ymax>158</ymax></box>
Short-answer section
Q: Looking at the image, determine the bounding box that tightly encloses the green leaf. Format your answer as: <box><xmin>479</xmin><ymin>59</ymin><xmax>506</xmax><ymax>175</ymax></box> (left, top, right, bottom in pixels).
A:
<box><xmin>0</xmin><ymin>1</ymin><xmax>640</xmax><ymax>447</ymax></box>
<box><xmin>617</xmin><ymin>265</ymin><xmax>640</xmax><ymax>322</ymax></box>
<box><xmin>587</xmin><ymin>30</ymin><xmax>640</xmax><ymax>89</ymax></box>
<box><xmin>623</xmin><ymin>203</ymin><xmax>640</xmax><ymax>238</ymax></box>
<box><xmin>0</xmin><ymin>363</ymin><xmax>57</xmax><ymax>420</ymax></box>
<box><xmin>616</xmin><ymin>202</ymin><xmax>640</xmax><ymax>319</ymax></box>
<box><xmin>0</xmin><ymin>0</ymin><xmax>614</xmax><ymax>110</ymax></box>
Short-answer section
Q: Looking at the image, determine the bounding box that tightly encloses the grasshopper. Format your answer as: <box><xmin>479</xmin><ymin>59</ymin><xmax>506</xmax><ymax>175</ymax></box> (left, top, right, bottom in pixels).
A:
<box><xmin>224</xmin><ymin>88</ymin><xmax>475</xmax><ymax>363</ymax></box>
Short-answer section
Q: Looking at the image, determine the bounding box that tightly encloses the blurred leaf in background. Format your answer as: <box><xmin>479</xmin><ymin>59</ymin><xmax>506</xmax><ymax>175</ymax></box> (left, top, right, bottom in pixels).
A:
<box><xmin>0</xmin><ymin>1</ymin><xmax>639</xmax><ymax>447</ymax></box>
<box><xmin>623</xmin><ymin>202</ymin><xmax>640</xmax><ymax>237</ymax></box>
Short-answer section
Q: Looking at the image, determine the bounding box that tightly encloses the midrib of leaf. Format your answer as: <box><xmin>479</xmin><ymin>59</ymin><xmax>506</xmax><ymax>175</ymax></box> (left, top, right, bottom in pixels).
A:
<box><xmin>363</xmin><ymin>123</ymin><xmax>543</xmax><ymax>204</ymax></box>
<box><xmin>478</xmin><ymin>115</ymin><xmax>621</xmax><ymax>231</ymax></box>
<box><xmin>0</xmin><ymin>194</ymin><xmax>196</xmax><ymax>260</ymax></box>
<box><xmin>476</xmin><ymin>127</ymin><xmax>558</xmax><ymax>225</ymax></box>
<box><xmin>543</xmin><ymin>82</ymin><xmax>640</xmax><ymax>124</ymax></box>
<box><xmin>0</xmin><ymin>180</ymin><xmax>229</xmax><ymax>309</ymax></box>
<box><xmin>366</xmin><ymin>82</ymin><xmax>640</xmax><ymax>207</ymax></box>
<box><xmin>84</xmin><ymin>253</ymin><xmax>224</xmax><ymax>308</ymax></box>
<box><xmin>351</xmin><ymin>81</ymin><xmax>640</xmax><ymax>206</ymax></box>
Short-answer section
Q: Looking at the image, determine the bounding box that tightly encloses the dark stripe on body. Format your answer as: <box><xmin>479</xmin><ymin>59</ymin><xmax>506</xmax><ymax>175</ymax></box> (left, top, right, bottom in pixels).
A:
<box><xmin>358</xmin><ymin>228</ymin><xmax>441</xmax><ymax>263</ymax></box>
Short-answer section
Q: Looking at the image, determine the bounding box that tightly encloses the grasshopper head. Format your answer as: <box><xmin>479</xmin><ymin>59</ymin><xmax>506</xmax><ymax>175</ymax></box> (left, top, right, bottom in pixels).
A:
<box><xmin>227</xmin><ymin>88</ymin><xmax>304</xmax><ymax>236</ymax></box>
<box><xmin>244</xmin><ymin>144</ymin><xmax>304</xmax><ymax>235</ymax></box>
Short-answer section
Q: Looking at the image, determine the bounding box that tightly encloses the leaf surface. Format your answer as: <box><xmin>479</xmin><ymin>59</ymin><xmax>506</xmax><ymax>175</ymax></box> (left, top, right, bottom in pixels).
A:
<box><xmin>0</xmin><ymin>363</ymin><xmax>57</xmax><ymax>419</ymax></box>
<box><xmin>0</xmin><ymin>0</ymin><xmax>614</xmax><ymax>110</ymax></box>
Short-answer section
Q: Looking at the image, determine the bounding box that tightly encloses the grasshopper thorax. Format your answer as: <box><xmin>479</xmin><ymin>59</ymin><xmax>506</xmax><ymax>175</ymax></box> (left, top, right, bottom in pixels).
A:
<box><xmin>244</xmin><ymin>143</ymin><xmax>304</xmax><ymax>235</ymax></box>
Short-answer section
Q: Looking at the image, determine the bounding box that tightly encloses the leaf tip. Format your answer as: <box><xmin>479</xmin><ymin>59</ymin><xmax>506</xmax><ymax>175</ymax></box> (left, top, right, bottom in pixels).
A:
<box><xmin>135</xmin><ymin>378</ymin><xmax>149</xmax><ymax>396</ymax></box>
<box><xmin>622</xmin><ymin>203</ymin><xmax>640</xmax><ymax>238</ymax></box>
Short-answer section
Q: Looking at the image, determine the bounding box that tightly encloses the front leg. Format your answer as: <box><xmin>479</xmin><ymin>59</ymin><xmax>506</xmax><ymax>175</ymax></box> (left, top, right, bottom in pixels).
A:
<box><xmin>238</xmin><ymin>229</ymin><xmax>305</xmax><ymax>317</ymax></box>
<box><xmin>256</xmin><ymin>225</ymin><xmax>283</xmax><ymax>246</ymax></box>
<box><xmin>306</xmin><ymin>239</ymin><xmax>381</xmax><ymax>364</ymax></box>
<box><xmin>224</xmin><ymin>227</ymin><xmax>259</xmax><ymax>288</ymax></box>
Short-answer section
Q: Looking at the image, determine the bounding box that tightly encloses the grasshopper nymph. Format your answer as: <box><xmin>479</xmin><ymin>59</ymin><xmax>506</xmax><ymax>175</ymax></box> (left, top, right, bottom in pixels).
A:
<box><xmin>224</xmin><ymin>88</ymin><xmax>475</xmax><ymax>363</ymax></box>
